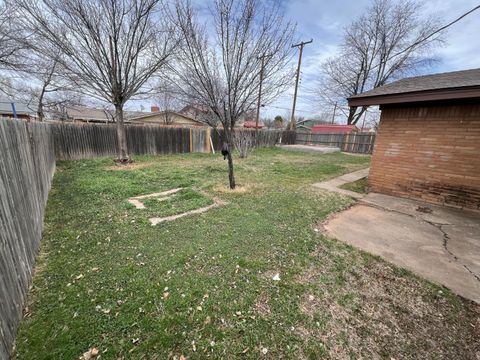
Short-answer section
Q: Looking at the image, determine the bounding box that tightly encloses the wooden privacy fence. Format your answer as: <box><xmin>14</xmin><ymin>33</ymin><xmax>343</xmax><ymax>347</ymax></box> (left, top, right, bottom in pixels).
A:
<box><xmin>51</xmin><ymin>123</ymin><xmax>294</xmax><ymax>160</ymax></box>
<box><xmin>295</xmin><ymin>132</ymin><xmax>376</xmax><ymax>154</ymax></box>
<box><xmin>210</xmin><ymin>128</ymin><xmax>294</xmax><ymax>151</ymax></box>
<box><xmin>51</xmin><ymin>123</ymin><xmax>195</xmax><ymax>159</ymax></box>
<box><xmin>0</xmin><ymin>120</ymin><xmax>55</xmax><ymax>359</ymax></box>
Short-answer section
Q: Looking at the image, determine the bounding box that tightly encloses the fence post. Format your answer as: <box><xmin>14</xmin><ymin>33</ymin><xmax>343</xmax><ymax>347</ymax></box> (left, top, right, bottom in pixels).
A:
<box><xmin>189</xmin><ymin>128</ymin><xmax>193</xmax><ymax>153</ymax></box>
<box><xmin>205</xmin><ymin>127</ymin><xmax>211</xmax><ymax>153</ymax></box>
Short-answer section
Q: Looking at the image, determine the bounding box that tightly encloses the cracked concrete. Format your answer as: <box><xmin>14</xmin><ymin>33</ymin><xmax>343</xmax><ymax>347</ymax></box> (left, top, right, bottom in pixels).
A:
<box><xmin>323</xmin><ymin>192</ymin><xmax>480</xmax><ymax>303</ymax></box>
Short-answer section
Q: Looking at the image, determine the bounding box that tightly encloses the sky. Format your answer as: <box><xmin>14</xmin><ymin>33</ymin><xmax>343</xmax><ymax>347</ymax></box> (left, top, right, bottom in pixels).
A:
<box><xmin>128</xmin><ymin>0</ymin><xmax>480</xmax><ymax>124</ymax></box>
<box><xmin>259</xmin><ymin>0</ymin><xmax>480</xmax><ymax>121</ymax></box>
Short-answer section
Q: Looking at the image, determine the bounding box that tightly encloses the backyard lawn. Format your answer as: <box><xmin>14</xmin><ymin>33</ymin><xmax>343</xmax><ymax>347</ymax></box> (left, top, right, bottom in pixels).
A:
<box><xmin>13</xmin><ymin>148</ymin><xmax>479</xmax><ymax>359</ymax></box>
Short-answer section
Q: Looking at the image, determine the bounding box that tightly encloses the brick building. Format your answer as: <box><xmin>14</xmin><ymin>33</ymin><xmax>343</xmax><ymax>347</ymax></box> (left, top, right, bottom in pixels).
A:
<box><xmin>348</xmin><ymin>69</ymin><xmax>480</xmax><ymax>210</ymax></box>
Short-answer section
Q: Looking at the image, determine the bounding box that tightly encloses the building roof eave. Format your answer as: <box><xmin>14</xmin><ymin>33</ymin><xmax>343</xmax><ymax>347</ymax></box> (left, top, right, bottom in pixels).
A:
<box><xmin>348</xmin><ymin>86</ymin><xmax>480</xmax><ymax>107</ymax></box>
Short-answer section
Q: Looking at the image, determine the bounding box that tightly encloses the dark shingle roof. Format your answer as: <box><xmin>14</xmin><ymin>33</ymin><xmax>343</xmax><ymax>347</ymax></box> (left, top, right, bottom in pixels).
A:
<box><xmin>66</xmin><ymin>106</ymin><xmax>146</xmax><ymax>122</ymax></box>
<box><xmin>348</xmin><ymin>68</ymin><xmax>480</xmax><ymax>106</ymax></box>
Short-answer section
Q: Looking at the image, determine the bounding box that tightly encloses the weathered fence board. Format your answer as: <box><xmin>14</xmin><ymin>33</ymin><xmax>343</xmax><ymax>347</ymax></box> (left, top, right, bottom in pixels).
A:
<box><xmin>296</xmin><ymin>132</ymin><xmax>375</xmax><ymax>154</ymax></box>
<box><xmin>0</xmin><ymin>119</ymin><xmax>55</xmax><ymax>359</ymax></box>
<box><xmin>51</xmin><ymin>123</ymin><xmax>195</xmax><ymax>159</ymax></box>
<box><xmin>51</xmin><ymin>124</ymin><xmax>294</xmax><ymax>160</ymax></box>
<box><xmin>210</xmin><ymin>128</ymin><xmax>292</xmax><ymax>151</ymax></box>
<box><xmin>51</xmin><ymin>124</ymin><xmax>226</xmax><ymax>159</ymax></box>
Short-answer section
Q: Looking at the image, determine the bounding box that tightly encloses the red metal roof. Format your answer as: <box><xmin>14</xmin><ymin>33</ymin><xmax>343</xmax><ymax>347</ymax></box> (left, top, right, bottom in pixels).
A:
<box><xmin>243</xmin><ymin>120</ymin><xmax>264</xmax><ymax>128</ymax></box>
<box><xmin>311</xmin><ymin>124</ymin><xmax>358</xmax><ymax>134</ymax></box>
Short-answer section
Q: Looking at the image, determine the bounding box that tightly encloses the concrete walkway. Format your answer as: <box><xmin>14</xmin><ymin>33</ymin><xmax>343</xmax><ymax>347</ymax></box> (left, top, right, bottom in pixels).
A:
<box><xmin>323</xmin><ymin>192</ymin><xmax>480</xmax><ymax>303</ymax></box>
<box><xmin>312</xmin><ymin>167</ymin><xmax>369</xmax><ymax>199</ymax></box>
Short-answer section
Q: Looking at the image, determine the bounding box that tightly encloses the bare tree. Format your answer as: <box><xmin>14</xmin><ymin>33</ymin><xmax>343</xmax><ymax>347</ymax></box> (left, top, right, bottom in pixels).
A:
<box><xmin>0</xmin><ymin>2</ymin><xmax>25</xmax><ymax>69</ymax></box>
<box><xmin>14</xmin><ymin>0</ymin><xmax>176</xmax><ymax>162</ymax></box>
<box><xmin>155</xmin><ymin>79</ymin><xmax>182</xmax><ymax>124</ymax></box>
<box><xmin>263</xmin><ymin>118</ymin><xmax>274</xmax><ymax>129</ymax></box>
<box><xmin>173</xmin><ymin>0</ymin><xmax>296</xmax><ymax>189</ymax></box>
<box><xmin>318</xmin><ymin>0</ymin><xmax>443</xmax><ymax>124</ymax></box>
<box><xmin>11</xmin><ymin>53</ymin><xmax>84</xmax><ymax>121</ymax></box>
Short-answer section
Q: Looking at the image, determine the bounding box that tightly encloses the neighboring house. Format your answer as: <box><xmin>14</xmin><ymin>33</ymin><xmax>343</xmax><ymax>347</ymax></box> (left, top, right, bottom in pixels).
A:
<box><xmin>179</xmin><ymin>104</ymin><xmax>252</xmax><ymax>128</ymax></box>
<box><xmin>243</xmin><ymin>120</ymin><xmax>264</xmax><ymax>129</ymax></box>
<box><xmin>59</xmin><ymin>105</ymin><xmax>207</xmax><ymax>127</ymax></box>
<box><xmin>63</xmin><ymin>106</ymin><xmax>144</xmax><ymax>124</ymax></box>
<box><xmin>0</xmin><ymin>97</ymin><xmax>36</xmax><ymax>120</ymax></box>
<box><xmin>297</xmin><ymin>119</ymin><xmax>331</xmax><ymax>132</ymax></box>
<box><xmin>348</xmin><ymin>68</ymin><xmax>480</xmax><ymax>210</ymax></box>
<box><xmin>131</xmin><ymin>106</ymin><xmax>207</xmax><ymax>127</ymax></box>
<box><xmin>179</xmin><ymin>104</ymin><xmax>211</xmax><ymax>121</ymax></box>
<box><xmin>311</xmin><ymin>124</ymin><xmax>359</xmax><ymax>134</ymax></box>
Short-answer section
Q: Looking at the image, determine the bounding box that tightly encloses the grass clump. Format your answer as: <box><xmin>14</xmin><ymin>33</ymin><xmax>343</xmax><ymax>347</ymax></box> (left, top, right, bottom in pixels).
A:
<box><xmin>339</xmin><ymin>176</ymin><xmax>369</xmax><ymax>194</ymax></box>
<box><xmin>140</xmin><ymin>188</ymin><xmax>214</xmax><ymax>218</ymax></box>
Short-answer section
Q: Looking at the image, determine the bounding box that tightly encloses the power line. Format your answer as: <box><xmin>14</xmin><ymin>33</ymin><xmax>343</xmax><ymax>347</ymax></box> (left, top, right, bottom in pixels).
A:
<box><xmin>386</xmin><ymin>4</ymin><xmax>480</xmax><ymax>63</ymax></box>
<box><xmin>333</xmin><ymin>5</ymin><xmax>480</xmax><ymax>89</ymax></box>
<box><xmin>264</xmin><ymin>104</ymin><xmax>312</xmax><ymax>114</ymax></box>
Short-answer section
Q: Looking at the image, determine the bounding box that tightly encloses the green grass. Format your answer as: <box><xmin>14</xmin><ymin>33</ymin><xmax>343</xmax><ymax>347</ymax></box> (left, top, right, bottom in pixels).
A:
<box><xmin>139</xmin><ymin>188</ymin><xmax>214</xmax><ymax>219</ymax></box>
<box><xmin>13</xmin><ymin>148</ymin><xmax>479</xmax><ymax>359</ymax></box>
<box><xmin>339</xmin><ymin>177</ymin><xmax>369</xmax><ymax>194</ymax></box>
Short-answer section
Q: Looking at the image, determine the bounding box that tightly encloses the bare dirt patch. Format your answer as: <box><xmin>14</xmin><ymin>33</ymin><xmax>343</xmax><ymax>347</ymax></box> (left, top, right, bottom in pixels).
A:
<box><xmin>253</xmin><ymin>294</ymin><xmax>271</xmax><ymax>317</ymax></box>
<box><xmin>295</xmin><ymin>241</ymin><xmax>480</xmax><ymax>359</ymax></box>
<box><xmin>213</xmin><ymin>183</ymin><xmax>256</xmax><ymax>194</ymax></box>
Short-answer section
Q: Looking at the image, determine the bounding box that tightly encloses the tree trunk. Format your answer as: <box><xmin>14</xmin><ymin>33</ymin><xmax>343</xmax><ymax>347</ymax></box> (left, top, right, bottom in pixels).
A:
<box><xmin>37</xmin><ymin>85</ymin><xmax>46</xmax><ymax>122</ymax></box>
<box><xmin>115</xmin><ymin>104</ymin><xmax>131</xmax><ymax>163</ymax></box>
<box><xmin>348</xmin><ymin>106</ymin><xmax>367</xmax><ymax>125</ymax></box>
<box><xmin>347</xmin><ymin>106</ymin><xmax>357</xmax><ymax>124</ymax></box>
<box><xmin>227</xmin><ymin>150</ymin><xmax>236</xmax><ymax>189</ymax></box>
<box><xmin>37</xmin><ymin>103</ymin><xmax>44</xmax><ymax>122</ymax></box>
<box><xmin>224</xmin><ymin>128</ymin><xmax>236</xmax><ymax>189</ymax></box>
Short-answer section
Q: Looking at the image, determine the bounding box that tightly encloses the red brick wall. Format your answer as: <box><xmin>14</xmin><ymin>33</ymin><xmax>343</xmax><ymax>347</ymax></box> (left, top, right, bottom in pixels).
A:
<box><xmin>369</xmin><ymin>103</ymin><xmax>480</xmax><ymax>210</ymax></box>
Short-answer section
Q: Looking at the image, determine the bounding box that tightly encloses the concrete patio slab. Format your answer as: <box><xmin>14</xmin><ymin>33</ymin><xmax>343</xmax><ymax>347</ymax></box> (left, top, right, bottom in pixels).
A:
<box><xmin>312</xmin><ymin>167</ymin><xmax>369</xmax><ymax>199</ymax></box>
<box><xmin>278</xmin><ymin>144</ymin><xmax>340</xmax><ymax>154</ymax></box>
<box><xmin>323</xmin><ymin>193</ymin><xmax>480</xmax><ymax>303</ymax></box>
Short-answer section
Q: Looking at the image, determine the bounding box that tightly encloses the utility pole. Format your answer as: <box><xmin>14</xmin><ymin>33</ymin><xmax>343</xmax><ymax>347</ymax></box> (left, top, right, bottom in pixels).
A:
<box><xmin>290</xmin><ymin>39</ymin><xmax>312</xmax><ymax>130</ymax></box>
<box><xmin>331</xmin><ymin>102</ymin><xmax>337</xmax><ymax>124</ymax></box>
<box><xmin>255</xmin><ymin>53</ymin><xmax>272</xmax><ymax>142</ymax></box>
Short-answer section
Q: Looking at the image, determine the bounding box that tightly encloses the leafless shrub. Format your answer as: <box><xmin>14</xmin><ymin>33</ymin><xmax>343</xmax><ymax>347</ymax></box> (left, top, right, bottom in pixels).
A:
<box><xmin>232</xmin><ymin>130</ymin><xmax>255</xmax><ymax>159</ymax></box>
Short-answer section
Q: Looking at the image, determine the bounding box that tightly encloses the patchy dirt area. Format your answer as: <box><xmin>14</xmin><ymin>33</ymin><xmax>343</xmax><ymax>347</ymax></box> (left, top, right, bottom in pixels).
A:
<box><xmin>253</xmin><ymin>294</ymin><xmax>271</xmax><ymax>318</ymax></box>
<box><xmin>297</xmin><ymin>241</ymin><xmax>480</xmax><ymax>359</ymax></box>
<box><xmin>213</xmin><ymin>182</ymin><xmax>257</xmax><ymax>194</ymax></box>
